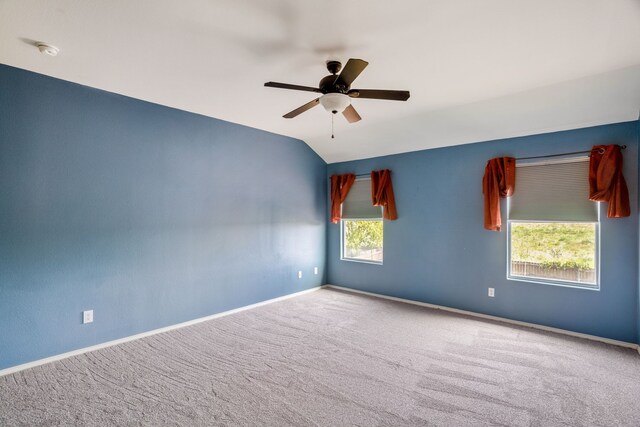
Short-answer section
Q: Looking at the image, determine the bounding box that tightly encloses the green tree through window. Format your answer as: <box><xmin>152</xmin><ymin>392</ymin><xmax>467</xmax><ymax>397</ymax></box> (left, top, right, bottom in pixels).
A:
<box><xmin>510</xmin><ymin>222</ymin><xmax>596</xmax><ymax>284</ymax></box>
<box><xmin>343</xmin><ymin>220</ymin><xmax>383</xmax><ymax>263</ymax></box>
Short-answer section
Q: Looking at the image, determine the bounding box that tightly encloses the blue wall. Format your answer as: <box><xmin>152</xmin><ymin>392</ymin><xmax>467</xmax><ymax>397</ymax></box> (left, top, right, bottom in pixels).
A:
<box><xmin>328</xmin><ymin>121</ymin><xmax>639</xmax><ymax>343</ymax></box>
<box><xmin>1</xmin><ymin>64</ymin><xmax>637</xmax><ymax>372</ymax></box>
<box><xmin>0</xmin><ymin>64</ymin><xmax>327</xmax><ymax>370</ymax></box>
<box><xmin>637</xmin><ymin>120</ymin><xmax>640</xmax><ymax>345</ymax></box>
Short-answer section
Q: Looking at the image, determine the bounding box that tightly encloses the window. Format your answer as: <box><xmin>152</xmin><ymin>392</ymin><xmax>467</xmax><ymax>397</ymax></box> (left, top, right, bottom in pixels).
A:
<box><xmin>507</xmin><ymin>157</ymin><xmax>599</xmax><ymax>289</ymax></box>
<box><xmin>340</xmin><ymin>179</ymin><xmax>383</xmax><ymax>264</ymax></box>
<box><xmin>342</xmin><ymin>220</ymin><xmax>383</xmax><ymax>263</ymax></box>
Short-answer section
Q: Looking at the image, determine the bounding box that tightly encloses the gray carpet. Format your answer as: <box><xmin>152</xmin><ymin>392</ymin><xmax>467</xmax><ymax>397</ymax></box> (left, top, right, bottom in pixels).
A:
<box><xmin>1</xmin><ymin>288</ymin><xmax>640</xmax><ymax>426</ymax></box>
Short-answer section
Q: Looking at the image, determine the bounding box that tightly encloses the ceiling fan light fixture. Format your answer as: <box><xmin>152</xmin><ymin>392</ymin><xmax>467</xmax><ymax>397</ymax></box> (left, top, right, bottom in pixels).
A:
<box><xmin>319</xmin><ymin>93</ymin><xmax>350</xmax><ymax>114</ymax></box>
<box><xmin>265</xmin><ymin>58</ymin><xmax>409</xmax><ymax>122</ymax></box>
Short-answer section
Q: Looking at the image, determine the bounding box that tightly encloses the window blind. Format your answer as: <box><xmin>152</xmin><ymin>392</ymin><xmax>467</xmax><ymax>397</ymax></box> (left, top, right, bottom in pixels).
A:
<box><xmin>508</xmin><ymin>157</ymin><xmax>598</xmax><ymax>222</ymax></box>
<box><xmin>341</xmin><ymin>179</ymin><xmax>382</xmax><ymax>219</ymax></box>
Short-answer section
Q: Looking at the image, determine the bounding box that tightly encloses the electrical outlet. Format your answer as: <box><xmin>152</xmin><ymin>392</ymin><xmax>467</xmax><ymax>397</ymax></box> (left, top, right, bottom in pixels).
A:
<box><xmin>488</xmin><ymin>288</ymin><xmax>495</xmax><ymax>298</ymax></box>
<box><xmin>83</xmin><ymin>310</ymin><xmax>94</xmax><ymax>324</ymax></box>
<box><xmin>298</xmin><ymin>271</ymin><xmax>302</xmax><ymax>279</ymax></box>
<box><xmin>314</xmin><ymin>267</ymin><xmax>318</xmax><ymax>275</ymax></box>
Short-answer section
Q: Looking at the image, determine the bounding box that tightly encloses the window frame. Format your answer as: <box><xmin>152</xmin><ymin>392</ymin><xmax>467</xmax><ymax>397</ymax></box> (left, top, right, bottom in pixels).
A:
<box><xmin>339</xmin><ymin>176</ymin><xmax>384</xmax><ymax>265</ymax></box>
<box><xmin>506</xmin><ymin>179</ymin><xmax>601</xmax><ymax>291</ymax></box>
<box><xmin>340</xmin><ymin>218</ymin><xmax>384</xmax><ymax>265</ymax></box>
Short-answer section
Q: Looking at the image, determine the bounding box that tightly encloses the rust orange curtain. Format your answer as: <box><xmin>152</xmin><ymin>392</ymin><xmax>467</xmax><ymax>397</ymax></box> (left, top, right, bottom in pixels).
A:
<box><xmin>483</xmin><ymin>157</ymin><xmax>515</xmax><ymax>231</ymax></box>
<box><xmin>589</xmin><ymin>145</ymin><xmax>630</xmax><ymax>218</ymax></box>
<box><xmin>330</xmin><ymin>173</ymin><xmax>356</xmax><ymax>224</ymax></box>
<box><xmin>371</xmin><ymin>169</ymin><xmax>398</xmax><ymax>220</ymax></box>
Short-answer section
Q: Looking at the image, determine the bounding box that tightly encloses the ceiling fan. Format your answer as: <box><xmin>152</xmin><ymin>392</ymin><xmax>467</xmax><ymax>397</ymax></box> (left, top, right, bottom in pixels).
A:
<box><xmin>264</xmin><ymin>58</ymin><xmax>410</xmax><ymax>124</ymax></box>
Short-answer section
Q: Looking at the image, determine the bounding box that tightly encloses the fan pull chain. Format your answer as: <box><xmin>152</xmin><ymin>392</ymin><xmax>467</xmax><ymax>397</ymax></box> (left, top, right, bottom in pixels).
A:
<box><xmin>331</xmin><ymin>114</ymin><xmax>335</xmax><ymax>139</ymax></box>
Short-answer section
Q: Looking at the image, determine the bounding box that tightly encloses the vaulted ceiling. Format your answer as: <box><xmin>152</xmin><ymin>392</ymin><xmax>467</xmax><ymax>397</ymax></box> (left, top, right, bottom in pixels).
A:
<box><xmin>1</xmin><ymin>0</ymin><xmax>639</xmax><ymax>163</ymax></box>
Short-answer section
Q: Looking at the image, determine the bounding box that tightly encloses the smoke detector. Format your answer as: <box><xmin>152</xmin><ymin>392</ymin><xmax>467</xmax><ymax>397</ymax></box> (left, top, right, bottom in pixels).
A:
<box><xmin>36</xmin><ymin>42</ymin><xmax>59</xmax><ymax>57</ymax></box>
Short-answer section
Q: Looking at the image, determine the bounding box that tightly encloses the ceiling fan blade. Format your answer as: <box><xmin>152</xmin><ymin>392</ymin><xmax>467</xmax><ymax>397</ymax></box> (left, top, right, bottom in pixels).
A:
<box><xmin>265</xmin><ymin>82</ymin><xmax>321</xmax><ymax>93</ymax></box>
<box><xmin>342</xmin><ymin>104</ymin><xmax>362</xmax><ymax>123</ymax></box>
<box><xmin>334</xmin><ymin>59</ymin><xmax>369</xmax><ymax>87</ymax></box>
<box><xmin>283</xmin><ymin>98</ymin><xmax>320</xmax><ymax>119</ymax></box>
<box><xmin>348</xmin><ymin>89</ymin><xmax>410</xmax><ymax>101</ymax></box>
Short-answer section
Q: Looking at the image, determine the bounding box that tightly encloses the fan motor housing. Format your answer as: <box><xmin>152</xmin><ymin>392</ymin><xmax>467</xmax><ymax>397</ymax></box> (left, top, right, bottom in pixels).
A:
<box><xmin>319</xmin><ymin>75</ymin><xmax>349</xmax><ymax>94</ymax></box>
<box><xmin>320</xmin><ymin>60</ymin><xmax>350</xmax><ymax>94</ymax></box>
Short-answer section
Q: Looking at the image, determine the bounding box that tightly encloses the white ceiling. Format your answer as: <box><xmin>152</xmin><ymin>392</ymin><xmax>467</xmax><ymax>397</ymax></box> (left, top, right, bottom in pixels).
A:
<box><xmin>1</xmin><ymin>0</ymin><xmax>639</xmax><ymax>163</ymax></box>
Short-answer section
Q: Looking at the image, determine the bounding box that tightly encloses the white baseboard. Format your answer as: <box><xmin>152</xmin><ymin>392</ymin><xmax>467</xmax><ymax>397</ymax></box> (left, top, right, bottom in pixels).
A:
<box><xmin>3</xmin><ymin>284</ymin><xmax>636</xmax><ymax>377</ymax></box>
<box><xmin>324</xmin><ymin>284</ymin><xmax>640</xmax><ymax>352</ymax></box>
<box><xmin>0</xmin><ymin>286</ymin><xmax>323</xmax><ymax>377</ymax></box>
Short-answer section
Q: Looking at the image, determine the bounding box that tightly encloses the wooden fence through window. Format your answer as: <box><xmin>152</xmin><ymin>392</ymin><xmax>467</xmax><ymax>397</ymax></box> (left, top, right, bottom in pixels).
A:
<box><xmin>511</xmin><ymin>261</ymin><xmax>595</xmax><ymax>283</ymax></box>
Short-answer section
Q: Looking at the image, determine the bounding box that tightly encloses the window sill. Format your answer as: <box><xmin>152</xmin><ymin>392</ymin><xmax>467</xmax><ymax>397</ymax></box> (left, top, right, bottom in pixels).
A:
<box><xmin>507</xmin><ymin>275</ymin><xmax>599</xmax><ymax>291</ymax></box>
<box><xmin>340</xmin><ymin>258</ymin><xmax>383</xmax><ymax>266</ymax></box>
